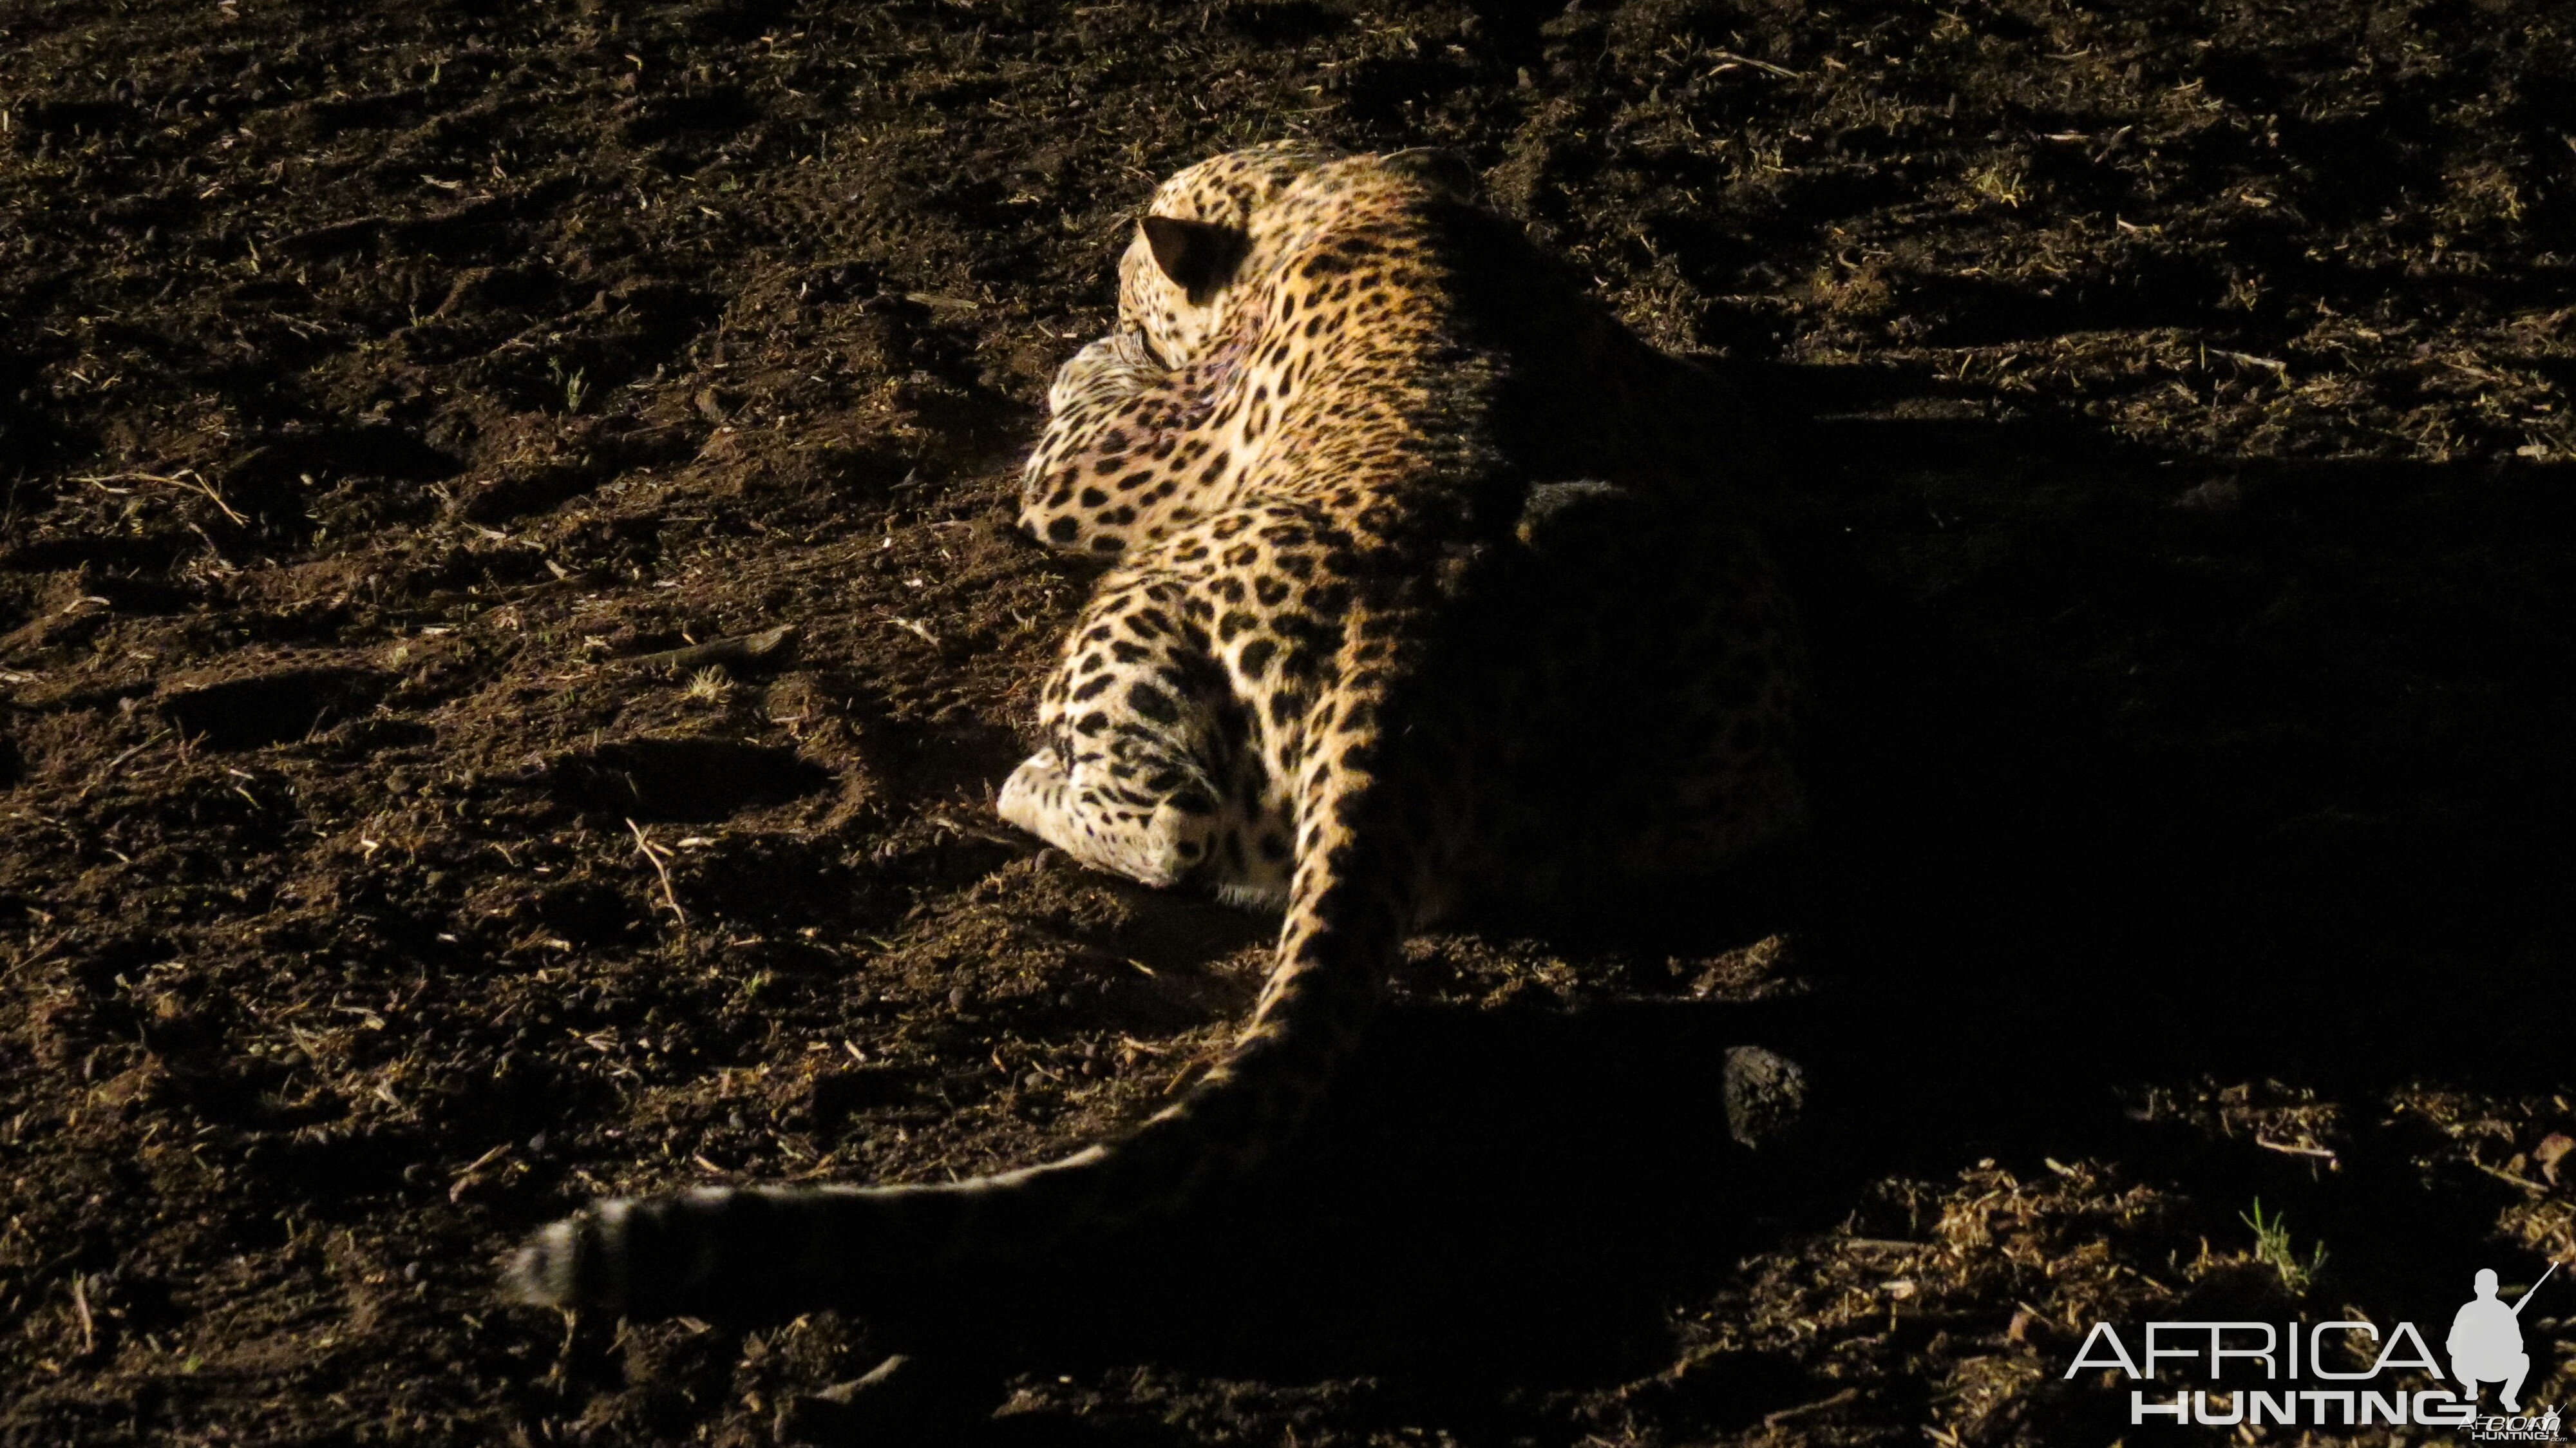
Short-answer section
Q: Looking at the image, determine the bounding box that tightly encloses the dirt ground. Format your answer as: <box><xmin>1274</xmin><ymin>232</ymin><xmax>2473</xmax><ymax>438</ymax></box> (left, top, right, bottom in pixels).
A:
<box><xmin>3</xmin><ymin>0</ymin><xmax>2572</xmax><ymax>1442</ymax></box>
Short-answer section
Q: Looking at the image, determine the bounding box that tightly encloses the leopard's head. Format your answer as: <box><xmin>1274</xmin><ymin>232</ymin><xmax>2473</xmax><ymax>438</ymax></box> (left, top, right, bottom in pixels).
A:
<box><xmin>1118</xmin><ymin>142</ymin><xmax>1340</xmax><ymax>367</ymax></box>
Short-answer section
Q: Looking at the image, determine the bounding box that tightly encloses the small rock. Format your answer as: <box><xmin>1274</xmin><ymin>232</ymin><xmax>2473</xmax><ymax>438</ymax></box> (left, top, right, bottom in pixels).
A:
<box><xmin>2176</xmin><ymin>475</ymin><xmax>2244</xmax><ymax>512</ymax></box>
<box><xmin>1723</xmin><ymin>1045</ymin><xmax>1808</xmax><ymax>1149</ymax></box>
<box><xmin>2534</xmin><ymin>1132</ymin><xmax>2573</xmax><ymax>1186</ymax></box>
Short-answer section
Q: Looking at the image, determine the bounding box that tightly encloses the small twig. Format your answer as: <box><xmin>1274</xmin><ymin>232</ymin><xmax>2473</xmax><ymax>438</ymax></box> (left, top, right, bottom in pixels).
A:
<box><xmin>2</xmin><ymin>930</ymin><xmax>69</xmax><ymax>984</ymax></box>
<box><xmin>449</xmin><ymin>1142</ymin><xmax>511</xmax><ymax>1203</ymax></box>
<box><xmin>627</xmin><ymin>819</ymin><xmax>689</xmax><ymax>929</ymax></box>
<box><xmin>2210</xmin><ymin>348</ymin><xmax>2291</xmax><ymax>377</ymax></box>
<box><xmin>1764</xmin><ymin>1387</ymin><xmax>1859</xmax><ymax>1427</ymax></box>
<box><xmin>2115</xmin><ymin>1262</ymin><xmax>2183</xmax><ymax>1297</ymax></box>
<box><xmin>75</xmin><ymin>732</ymin><xmax>166</xmax><ymax>803</ymax></box>
<box><xmin>926</xmin><ymin>813</ymin><xmax>1029</xmax><ymax>847</ymax></box>
<box><xmin>628</xmin><ymin>623</ymin><xmax>798</xmax><ymax>672</ymax></box>
<box><xmin>71</xmin><ymin>1273</ymin><xmax>95</xmax><ymax>1355</ymax></box>
<box><xmin>73</xmin><ymin>470</ymin><xmax>249</xmax><ymax>526</ymax></box>
<box><xmin>2255</xmin><ymin>1134</ymin><xmax>2339</xmax><ymax>1162</ymax></box>
<box><xmin>2472</xmin><ymin>1160</ymin><xmax>2551</xmax><ymax>1196</ymax></box>
<box><xmin>1707</xmin><ymin>48</ymin><xmax>1805</xmax><ymax>79</ymax></box>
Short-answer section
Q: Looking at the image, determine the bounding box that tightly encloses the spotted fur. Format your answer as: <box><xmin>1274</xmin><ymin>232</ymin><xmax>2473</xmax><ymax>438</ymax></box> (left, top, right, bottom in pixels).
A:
<box><xmin>502</xmin><ymin>147</ymin><xmax>1805</xmax><ymax>1321</ymax></box>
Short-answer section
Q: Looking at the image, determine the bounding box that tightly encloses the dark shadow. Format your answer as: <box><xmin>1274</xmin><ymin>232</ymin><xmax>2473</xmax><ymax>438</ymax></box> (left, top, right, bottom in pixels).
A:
<box><xmin>844</xmin><ymin>990</ymin><xmax>1856</xmax><ymax>1442</ymax></box>
<box><xmin>1763</xmin><ymin>357</ymin><xmax>2575</xmax><ymax>1094</ymax></box>
<box><xmin>775</xmin><ymin>361</ymin><xmax>2575</xmax><ymax>1438</ymax></box>
<box><xmin>539</xmin><ymin>736</ymin><xmax>835</xmax><ymax>822</ymax></box>
<box><xmin>158</xmin><ymin>666</ymin><xmax>392</xmax><ymax>749</ymax></box>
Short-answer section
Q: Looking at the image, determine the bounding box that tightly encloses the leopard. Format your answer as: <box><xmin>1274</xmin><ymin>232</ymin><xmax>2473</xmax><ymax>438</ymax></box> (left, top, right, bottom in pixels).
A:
<box><xmin>502</xmin><ymin>144</ymin><xmax>1808</xmax><ymax>1322</ymax></box>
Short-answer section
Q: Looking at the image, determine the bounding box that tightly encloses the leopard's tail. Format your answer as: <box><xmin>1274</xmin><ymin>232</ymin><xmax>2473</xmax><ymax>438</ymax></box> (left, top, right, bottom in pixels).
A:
<box><xmin>501</xmin><ymin>658</ymin><xmax>1419</xmax><ymax>1322</ymax></box>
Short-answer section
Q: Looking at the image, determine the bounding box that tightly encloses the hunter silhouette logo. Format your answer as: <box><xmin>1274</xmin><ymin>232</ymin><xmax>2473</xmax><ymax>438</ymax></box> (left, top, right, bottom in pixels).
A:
<box><xmin>2065</xmin><ymin>1259</ymin><xmax>2565</xmax><ymax>1433</ymax></box>
<box><xmin>2454</xmin><ymin>1262</ymin><xmax>2555</xmax><ymax>1414</ymax></box>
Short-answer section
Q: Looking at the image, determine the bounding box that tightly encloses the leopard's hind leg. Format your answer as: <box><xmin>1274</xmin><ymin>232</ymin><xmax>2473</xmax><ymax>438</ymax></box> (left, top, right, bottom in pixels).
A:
<box><xmin>998</xmin><ymin>573</ymin><xmax>1293</xmax><ymax>909</ymax></box>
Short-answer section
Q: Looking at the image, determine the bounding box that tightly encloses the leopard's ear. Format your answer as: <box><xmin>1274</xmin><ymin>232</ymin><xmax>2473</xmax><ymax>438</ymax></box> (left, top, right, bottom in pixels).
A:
<box><xmin>1139</xmin><ymin>215</ymin><xmax>1245</xmax><ymax>300</ymax></box>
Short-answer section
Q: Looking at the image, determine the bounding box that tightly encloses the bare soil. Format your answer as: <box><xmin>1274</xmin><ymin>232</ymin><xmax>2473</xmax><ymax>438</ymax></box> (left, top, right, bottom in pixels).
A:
<box><xmin>2</xmin><ymin>0</ymin><xmax>2571</xmax><ymax>1443</ymax></box>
